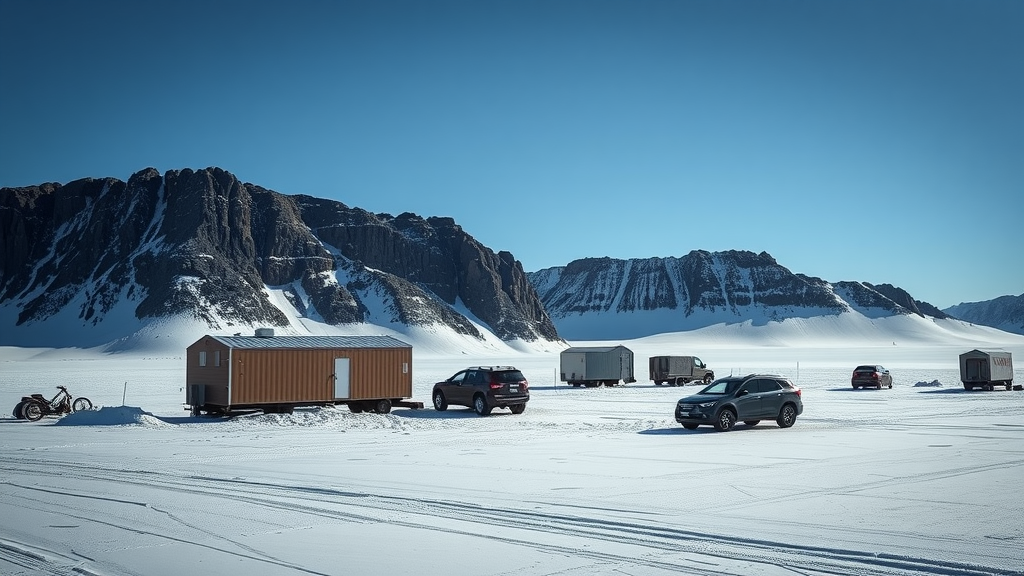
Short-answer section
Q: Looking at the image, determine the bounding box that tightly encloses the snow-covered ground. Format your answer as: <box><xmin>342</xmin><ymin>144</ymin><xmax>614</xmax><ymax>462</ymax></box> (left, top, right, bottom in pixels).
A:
<box><xmin>2</xmin><ymin>317</ymin><xmax>1023</xmax><ymax>576</ymax></box>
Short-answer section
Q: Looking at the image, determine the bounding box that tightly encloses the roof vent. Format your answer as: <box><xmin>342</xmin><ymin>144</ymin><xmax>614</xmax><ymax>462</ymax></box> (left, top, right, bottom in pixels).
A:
<box><xmin>254</xmin><ymin>328</ymin><xmax>275</xmax><ymax>338</ymax></box>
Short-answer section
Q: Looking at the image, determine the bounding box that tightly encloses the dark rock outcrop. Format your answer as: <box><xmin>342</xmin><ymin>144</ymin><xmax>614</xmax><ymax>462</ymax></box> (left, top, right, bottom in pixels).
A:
<box><xmin>528</xmin><ymin>251</ymin><xmax>948</xmax><ymax>339</ymax></box>
<box><xmin>0</xmin><ymin>167</ymin><xmax>559</xmax><ymax>344</ymax></box>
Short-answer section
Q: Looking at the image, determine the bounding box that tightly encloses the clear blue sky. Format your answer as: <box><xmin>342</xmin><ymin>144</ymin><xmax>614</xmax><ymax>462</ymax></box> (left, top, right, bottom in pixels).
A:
<box><xmin>2</xmin><ymin>0</ymin><xmax>1021</xmax><ymax>309</ymax></box>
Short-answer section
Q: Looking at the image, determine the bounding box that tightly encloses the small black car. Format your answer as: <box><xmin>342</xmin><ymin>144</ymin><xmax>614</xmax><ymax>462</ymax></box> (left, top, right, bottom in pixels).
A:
<box><xmin>675</xmin><ymin>374</ymin><xmax>803</xmax><ymax>431</ymax></box>
<box><xmin>432</xmin><ymin>366</ymin><xmax>529</xmax><ymax>416</ymax></box>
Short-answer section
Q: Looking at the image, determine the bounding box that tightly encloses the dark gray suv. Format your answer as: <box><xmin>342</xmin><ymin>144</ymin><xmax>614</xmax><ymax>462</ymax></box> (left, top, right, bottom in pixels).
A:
<box><xmin>432</xmin><ymin>366</ymin><xmax>529</xmax><ymax>416</ymax></box>
<box><xmin>675</xmin><ymin>374</ymin><xmax>803</xmax><ymax>431</ymax></box>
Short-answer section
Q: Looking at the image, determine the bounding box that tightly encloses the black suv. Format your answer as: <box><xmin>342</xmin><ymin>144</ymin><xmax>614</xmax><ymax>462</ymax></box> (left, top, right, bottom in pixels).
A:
<box><xmin>432</xmin><ymin>366</ymin><xmax>529</xmax><ymax>416</ymax></box>
<box><xmin>851</xmin><ymin>365</ymin><xmax>893</xmax><ymax>389</ymax></box>
<box><xmin>675</xmin><ymin>374</ymin><xmax>803</xmax><ymax>431</ymax></box>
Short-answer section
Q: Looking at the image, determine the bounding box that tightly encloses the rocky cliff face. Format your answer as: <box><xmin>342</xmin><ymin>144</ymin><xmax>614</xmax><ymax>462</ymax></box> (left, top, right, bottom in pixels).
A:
<box><xmin>528</xmin><ymin>251</ymin><xmax>946</xmax><ymax>339</ymax></box>
<box><xmin>0</xmin><ymin>167</ymin><xmax>559</xmax><ymax>346</ymax></box>
<box><xmin>945</xmin><ymin>294</ymin><xmax>1024</xmax><ymax>335</ymax></box>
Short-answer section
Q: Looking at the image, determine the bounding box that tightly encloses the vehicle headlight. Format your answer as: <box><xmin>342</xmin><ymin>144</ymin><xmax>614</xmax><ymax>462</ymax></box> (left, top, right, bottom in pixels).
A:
<box><xmin>698</xmin><ymin>402</ymin><xmax>717</xmax><ymax>409</ymax></box>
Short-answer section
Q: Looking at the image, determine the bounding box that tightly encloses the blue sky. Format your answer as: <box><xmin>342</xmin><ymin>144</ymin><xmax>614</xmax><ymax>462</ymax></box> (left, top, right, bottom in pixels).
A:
<box><xmin>1</xmin><ymin>0</ymin><xmax>1021</xmax><ymax>309</ymax></box>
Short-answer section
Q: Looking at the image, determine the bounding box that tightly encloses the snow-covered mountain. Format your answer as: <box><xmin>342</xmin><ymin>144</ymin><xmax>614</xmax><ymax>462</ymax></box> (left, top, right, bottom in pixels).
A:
<box><xmin>528</xmin><ymin>251</ymin><xmax>951</xmax><ymax>340</ymax></box>
<box><xmin>0</xmin><ymin>167</ymin><xmax>559</xmax><ymax>352</ymax></box>
<box><xmin>945</xmin><ymin>294</ymin><xmax>1024</xmax><ymax>336</ymax></box>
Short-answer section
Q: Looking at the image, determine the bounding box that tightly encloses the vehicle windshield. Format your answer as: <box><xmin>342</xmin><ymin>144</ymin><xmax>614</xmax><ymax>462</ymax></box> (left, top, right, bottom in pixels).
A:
<box><xmin>698</xmin><ymin>380</ymin><xmax>741</xmax><ymax>395</ymax></box>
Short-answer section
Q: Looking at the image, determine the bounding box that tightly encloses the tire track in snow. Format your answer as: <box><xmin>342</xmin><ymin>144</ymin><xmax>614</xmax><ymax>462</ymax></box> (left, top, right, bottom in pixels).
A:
<box><xmin>3</xmin><ymin>457</ymin><xmax>1017</xmax><ymax>576</ymax></box>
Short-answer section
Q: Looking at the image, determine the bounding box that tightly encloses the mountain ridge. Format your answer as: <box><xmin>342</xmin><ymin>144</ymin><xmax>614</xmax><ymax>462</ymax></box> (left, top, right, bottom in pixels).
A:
<box><xmin>527</xmin><ymin>251</ymin><xmax>953</xmax><ymax>340</ymax></box>
<box><xmin>0</xmin><ymin>167</ymin><xmax>559</xmax><ymax>351</ymax></box>
<box><xmin>3</xmin><ymin>167</ymin><xmax>1018</xmax><ymax>352</ymax></box>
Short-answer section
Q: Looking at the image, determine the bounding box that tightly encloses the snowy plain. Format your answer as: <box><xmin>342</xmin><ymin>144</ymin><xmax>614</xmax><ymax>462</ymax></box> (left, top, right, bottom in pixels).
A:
<box><xmin>2</xmin><ymin>315</ymin><xmax>1024</xmax><ymax>576</ymax></box>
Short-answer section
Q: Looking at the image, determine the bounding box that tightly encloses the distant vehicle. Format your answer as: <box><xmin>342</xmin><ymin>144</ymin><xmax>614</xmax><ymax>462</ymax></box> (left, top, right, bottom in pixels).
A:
<box><xmin>959</xmin><ymin>349</ymin><xmax>1014</xmax><ymax>391</ymax></box>
<box><xmin>649</xmin><ymin>355</ymin><xmax>714</xmax><ymax>386</ymax></box>
<box><xmin>560</xmin><ymin>345</ymin><xmax>636</xmax><ymax>387</ymax></box>
<box><xmin>851</xmin><ymin>365</ymin><xmax>893</xmax><ymax>389</ymax></box>
<box><xmin>675</xmin><ymin>374</ymin><xmax>803</xmax><ymax>432</ymax></box>
<box><xmin>432</xmin><ymin>366</ymin><xmax>529</xmax><ymax>416</ymax></box>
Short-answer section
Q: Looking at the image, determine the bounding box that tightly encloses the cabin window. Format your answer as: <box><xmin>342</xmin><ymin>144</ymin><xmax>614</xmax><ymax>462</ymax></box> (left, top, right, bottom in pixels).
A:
<box><xmin>199</xmin><ymin>351</ymin><xmax>207</xmax><ymax>367</ymax></box>
<box><xmin>403</xmin><ymin>362</ymin><xmax>409</xmax><ymax>374</ymax></box>
<box><xmin>214</xmin><ymin>350</ymin><xmax>221</xmax><ymax>367</ymax></box>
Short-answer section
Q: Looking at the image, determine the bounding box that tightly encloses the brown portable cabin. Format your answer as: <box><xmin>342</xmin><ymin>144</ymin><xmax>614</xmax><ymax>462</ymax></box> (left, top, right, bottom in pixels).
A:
<box><xmin>186</xmin><ymin>331</ymin><xmax>415</xmax><ymax>415</ymax></box>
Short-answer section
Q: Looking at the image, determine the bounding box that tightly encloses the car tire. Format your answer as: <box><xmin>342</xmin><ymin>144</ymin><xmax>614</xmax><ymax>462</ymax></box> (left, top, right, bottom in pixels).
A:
<box><xmin>777</xmin><ymin>404</ymin><xmax>797</xmax><ymax>428</ymax></box>
<box><xmin>432</xmin><ymin>391</ymin><xmax>448</xmax><ymax>411</ymax></box>
<box><xmin>743</xmin><ymin>420</ymin><xmax>760</xmax><ymax>427</ymax></box>
<box><xmin>714</xmin><ymin>409</ymin><xmax>736</xmax><ymax>431</ymax></box>
<box><xmin>703</xmin><ymin>374</ymin><xmax>713</xmax><ymax>385</ymax></box>
<box><xmin>13</xmin><ymin>401</ymin><xmax>26</xmax><ymax>419</ymax></box>
<box><xmin>374</xmin><ymin>399</ymin><xmax>392</xmax><ymax>414</ymax></box>
<box><xmin>682</xmin><ymin>423</ymin><xmax>699</xmax><ymax>430</ymax></box>
<box><xmin>473</xmin><ymin>395</ymin><xmax>492</xmax><ymax>416</ymax></box>
<box><xmin>509</xmin><ymin>403</ymin><xmax>526</xmax><ymax>415</ymax></box>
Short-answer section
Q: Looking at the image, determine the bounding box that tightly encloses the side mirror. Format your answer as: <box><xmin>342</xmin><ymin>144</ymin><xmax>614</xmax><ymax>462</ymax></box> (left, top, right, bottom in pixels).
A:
<box><xmin>736</xmin><ymin>389</ymin><xmax>749</xmax><ymax>397</ymax></box>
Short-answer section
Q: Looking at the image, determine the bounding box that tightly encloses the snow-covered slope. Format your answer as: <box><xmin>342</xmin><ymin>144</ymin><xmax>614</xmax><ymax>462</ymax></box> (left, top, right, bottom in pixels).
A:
<box><xmin>945</xmin><ymin>293</ymin><xmax>1024</xmax><ymax>335</ymax></box>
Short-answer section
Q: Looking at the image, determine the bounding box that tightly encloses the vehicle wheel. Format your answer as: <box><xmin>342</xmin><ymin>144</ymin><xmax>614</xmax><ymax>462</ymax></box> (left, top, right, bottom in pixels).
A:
<box><xmin>72</xmin><ymin>397</ymin><xmax>92</xmax><ymax>412</ymax></box>
<box><xmin>473</xmin><ymin>395</ymin><xmax>491</xmax><ymax>416</ymax></box>
<box><xmin>374</xmin><ymin>399</ymin><xmax>392</xmax><ymax>414</ymax></box>
<box><xmin>703</xmin><ymin>374</ymin><xmax>713</xmax><ymax>384</ymax></box>
<box><xmin>13</xmin><ymin>401</ymin><xmax>26</xmax><ymax>419</ymax></box>
<box><xmin>714</xmin><ymin>409</ymin><xmax>736</xmax><ymax>431</ymax></box>
<box><xmin>432</xmin><ymin>391</ymin><xmax>448</xmax><ymax>411</ymax></box>
<box><xmin>743</xmin><ymin>420</ymin><xmax>760</xmax><ymax>427</ymax></box>
<box><xmin>24</xmin><ymin>401</ymin><xmax>44</xmax><ymax>422</ymax></box>
<box><xmin>681</xmin><ymin>378</ymin><xmax>691</xmax><ymax>385</ymax></box>
<box><xmin>682</xmin><ymin>423</ymin><xmax>699</xmax><ymax>430</ymax></box>
<box><xmin>509</xmin><ymin>403</ymin><xmax>526</xmax><ymax>415</ymax></box>
<box><xmin>777</xmin><ymin>404</ymin><xmax>797</xmax><ymax>428</ymax></box>
<box><xmin>349</xmin><ymin>403</ymin><xmax>363</xmax><ymax>413</ymax></box>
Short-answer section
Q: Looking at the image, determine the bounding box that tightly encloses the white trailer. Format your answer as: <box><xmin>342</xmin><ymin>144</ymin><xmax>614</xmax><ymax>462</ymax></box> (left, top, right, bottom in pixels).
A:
<box><xmin>560</xmin><ymin>345</ymin><xmax>636</xmax><ymax>387</ymax></box>
<box><xmin>959</xmin><ymin>349</ymin><xmax>1014</xmax><ymax>391</ymax></box>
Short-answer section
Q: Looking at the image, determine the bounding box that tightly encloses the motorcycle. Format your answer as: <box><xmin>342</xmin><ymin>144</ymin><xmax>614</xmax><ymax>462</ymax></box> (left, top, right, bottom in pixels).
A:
<box><xmin>13</xmin><ymin>386</ymin><xmax>93</xmax><ymax>421</ymax></box>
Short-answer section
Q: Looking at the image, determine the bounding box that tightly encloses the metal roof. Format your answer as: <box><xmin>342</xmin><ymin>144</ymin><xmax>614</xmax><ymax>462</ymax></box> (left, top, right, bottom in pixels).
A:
<box><xmin>563</xmin><ymin>346</ymin><xmax>630</xmax><ymax>353</ymax></box>
<box><xmin>208</xmin><ymin>335</ymin><xmax>412</xmax><ymax>349</ymax></box>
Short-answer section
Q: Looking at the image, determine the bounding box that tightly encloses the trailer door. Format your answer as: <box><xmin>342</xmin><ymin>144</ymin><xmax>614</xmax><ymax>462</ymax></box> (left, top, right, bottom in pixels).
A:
<box><xmin>334</xmin><ymin>357</ymin><xmax>351</xmax><ymax>399</ymax></box>
<box><xmin>966</xmin><ymin>358</ymin><xmax>989</xmax><ymax>381</ymax></box>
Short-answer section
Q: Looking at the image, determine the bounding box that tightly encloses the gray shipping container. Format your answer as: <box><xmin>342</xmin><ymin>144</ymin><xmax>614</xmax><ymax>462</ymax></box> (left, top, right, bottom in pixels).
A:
<box><xmin>560</xmin><ymin>345</ymin><xmax>636</xmax><ymax>387</ymax></box>
<box><xmin>959</xmin><ymin>349</ymin><xmax>1014</xmax><ymax>391</ymax></box>
<box><xmin>649</xmin><ymin>355</ymin><xmax>715</xmax><ymax>386</ymax></box>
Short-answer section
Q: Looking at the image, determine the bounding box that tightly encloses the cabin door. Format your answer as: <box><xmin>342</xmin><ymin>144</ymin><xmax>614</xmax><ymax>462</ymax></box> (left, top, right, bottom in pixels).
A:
<box><xmin>334</xmin><ymin>357</ymin><xmax>351</xmax><ymax>399</ymax></box>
